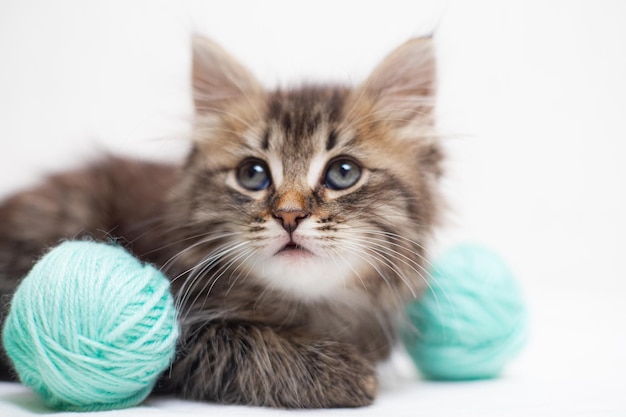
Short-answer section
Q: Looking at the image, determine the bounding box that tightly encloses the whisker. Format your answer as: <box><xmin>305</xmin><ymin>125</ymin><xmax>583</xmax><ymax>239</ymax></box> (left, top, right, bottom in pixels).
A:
<box><xmin>346</xmin><ymin>233</ymin><xmax>432</xmax><ymax>278</ymax></box>
<box><xmin>356</xmin><ymin>229</ymin><xmax>436</xmax><ymax>269</ymax></box>
<box><xmin>224</xmin><ymin>248</ymin><xmax>259</xmax><ymax>297</ymax></box>
<box><xmin>193</xmin><ymin>245</ymin><xmax>253</xmax><ymax>312</ymax></box>
<box><xmin>161</xmin><ymin>232</ymin><xmax>242</xmax><ymax>275</ymax></box>
<box><xmin>336</xmin><ymin>244</ymin><xmax>397</xmax><ymax>299</ymax></box>
<box><xmin>143</xmin><ymin>230</ymin><xmax>239</xmax><ymax>259</ymax></box>
<box><xmin>174</xmin><ymin>240</ymin><xmax>248</xmax><ymax>313</ymax></box>
<box><xmin>342</xmin><ymin>233</ymin><xmax>437</xmax><ymax>299</ymax></box>
<box><xmin>340</xmin><ymin>241</ymin><xmax>416</xmax><ymax>301</ymax></box>
<box><xmin>344</xmin><ymin>231</ymin><xmax>453</xmax><ymax>322</ymax></box>
<box><xmin>326</xmin><ymin>245</ymin><xmax>369</xmax><ymax>293</ymax></box>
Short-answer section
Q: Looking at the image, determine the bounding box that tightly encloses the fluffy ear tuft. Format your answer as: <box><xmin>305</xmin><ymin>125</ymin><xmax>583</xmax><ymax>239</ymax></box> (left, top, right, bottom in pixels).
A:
<box><xmin>192</xmin><ymin>36</ymin><xmax>262</xmax><ymax>113</ymax></box>
<box><xmin>361</xmin><ymin>38</ymin><xmax>436</xmax><ymax>126</ymax></box>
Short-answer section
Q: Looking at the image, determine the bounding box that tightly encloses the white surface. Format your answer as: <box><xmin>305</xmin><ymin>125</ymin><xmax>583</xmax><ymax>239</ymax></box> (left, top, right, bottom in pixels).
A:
<box><xmin>1</xmin><ymin>0</ymin><xmax>625</xmax><ymax>415</ymax></box>
<box><xmin>1</xmin><ymin>291</ymin><xmax>624</xmax><ymax>416</ymax></box>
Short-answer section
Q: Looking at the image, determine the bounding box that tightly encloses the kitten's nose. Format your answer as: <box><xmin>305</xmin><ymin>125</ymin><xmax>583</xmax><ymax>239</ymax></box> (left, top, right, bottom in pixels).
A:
<box><xmin>273</xmin><ymin>209</ymin><xmax>308</xmax><ymax>234</ymax></box>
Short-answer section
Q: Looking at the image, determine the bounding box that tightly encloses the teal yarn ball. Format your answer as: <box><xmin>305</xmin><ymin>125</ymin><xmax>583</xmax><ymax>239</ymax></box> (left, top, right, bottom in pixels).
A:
<box><xmin>2</xmin><ymin>241</ymin><xmax>179</xmax><ymax>411</ymax></box>
<box><xmin>403</xmin><ymin>244</ymin><xmax>528</xmax><ymax>381</ymax></box>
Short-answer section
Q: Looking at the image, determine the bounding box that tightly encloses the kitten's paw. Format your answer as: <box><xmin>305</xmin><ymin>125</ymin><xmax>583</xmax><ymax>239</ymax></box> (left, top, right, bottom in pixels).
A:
<box><xmin>310</xmin><ymin>342</ymin><xmax>378</xmax><ymax>408</ymax></box>
<box><xmin>164</xmin><ymin>322</ymin><xmax>379</xmax><ymax>409</ymax></box>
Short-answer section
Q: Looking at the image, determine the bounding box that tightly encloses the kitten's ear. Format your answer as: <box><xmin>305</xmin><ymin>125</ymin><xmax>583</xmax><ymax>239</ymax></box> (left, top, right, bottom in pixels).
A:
<box><xmin>192</xmin><ymin>36</ymin><xmax>263</xmax><ymax>113</ymax></box>
<box><xmin>360</xmin><ymin>37</ymin><xmax>436</xmax><ymax>125</ymax></box>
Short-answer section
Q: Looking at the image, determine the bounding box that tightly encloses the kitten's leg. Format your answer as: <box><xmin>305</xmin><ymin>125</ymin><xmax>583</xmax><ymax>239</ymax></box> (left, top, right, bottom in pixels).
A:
<box><xmin>0</xmin><ymin>157</ymin><xmax>177</xmax><ymax>380</ymax></box>
<box><xmin>0</xmin><ymin>158</ymin><xmax>176</xmax><ymax>284</ymax></box>
<box><xmin>162</xmin><ymin>321</ymin><xmax>377</xmax><ymax>408</ymax></box>
<box><xmin>0</xmin><ymin>177</ymin><xmax>98</xmax><ymax>379</ymax></box>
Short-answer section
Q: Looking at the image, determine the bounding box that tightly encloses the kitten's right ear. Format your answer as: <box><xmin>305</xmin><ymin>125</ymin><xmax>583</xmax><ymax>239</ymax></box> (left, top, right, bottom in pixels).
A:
<box><xmin>358</xmin><ymin>37</ymin><xmax>436</xmax><ymax>127</ymax></box>
<box><xmin>192</xmin><ymin>36</ymin><xmax>262</xmax><ymax>113</ymax></box>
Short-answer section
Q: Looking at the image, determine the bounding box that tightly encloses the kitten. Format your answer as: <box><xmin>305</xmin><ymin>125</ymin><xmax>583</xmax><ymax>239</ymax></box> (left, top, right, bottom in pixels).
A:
<box><xmin>0</xmin><ymin>36</ymin><xmax>442</xmax><ymax>408</ymax></box>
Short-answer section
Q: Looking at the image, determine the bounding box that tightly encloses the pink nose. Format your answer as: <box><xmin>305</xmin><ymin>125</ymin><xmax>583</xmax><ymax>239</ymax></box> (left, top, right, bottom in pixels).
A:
<box><xmin>273</xmin><ymin>209</ymin><xmax>308</xmax><ymax>233</ymax></box>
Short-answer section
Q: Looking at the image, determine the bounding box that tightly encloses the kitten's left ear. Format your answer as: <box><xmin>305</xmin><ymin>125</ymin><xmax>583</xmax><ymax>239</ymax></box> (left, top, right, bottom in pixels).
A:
<box><xmin>360</xmin><ymin>37</ymin><xmax>436</xmax><ymax>126</ymax></box>
<box><xmin>192</xmin><ymin>36</ymin><xmax>263</xmax><ymax>114</ymax></box>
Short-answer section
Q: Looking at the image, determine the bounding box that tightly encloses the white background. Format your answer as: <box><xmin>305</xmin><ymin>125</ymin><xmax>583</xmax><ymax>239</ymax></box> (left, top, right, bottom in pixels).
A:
<box><xmin>1</xmin><ymin>1</ymin><xmax>625</xmax><ymax>415</ymax></box>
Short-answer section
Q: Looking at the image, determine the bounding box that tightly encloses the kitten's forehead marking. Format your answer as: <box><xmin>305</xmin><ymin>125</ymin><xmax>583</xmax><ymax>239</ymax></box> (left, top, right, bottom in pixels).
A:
<box><xmin>242</xmin><ymin>127</ymin><xmax>284</xmax><ymax>188</ymax></box>
<box><xmin>304</xmin><ymin>126</ymin><xmax>334</xmax><ymax>189</ymax></box>
<box><xmin>307</xmin><ymin>152</ymin><xmax>328</xmax><ymax>189</ymax></box>
<box><xmin>279</xmin><ymin>124</ymin><xmax>350</xmax><ymax>190</ymax></box>
<box><xmin>261</xmin><ymin>87</ymin><xmax>355</xmax><ymax>191</ymax></box>
<box><xmin>242</xmin><ymin>128</ymin><xmax>262</xmax><ymax>150</ymax></box>
<box><xmin>307</xmin><ymin>127</ymin><xmax>358</xmax><ymax>189</ymax></box>
<box><xmin>268</xmin><ymin>153</ymin><xmax>284</xmax><ymax>188</ymax></box>
<box><xmin>270</xmin><ymin>120</ymin><xmax>328</xmax><ymax>189</ymax></box>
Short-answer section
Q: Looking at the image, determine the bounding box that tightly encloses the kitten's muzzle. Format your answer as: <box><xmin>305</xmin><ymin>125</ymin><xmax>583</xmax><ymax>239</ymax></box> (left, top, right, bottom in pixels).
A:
<box><xmin>272</xmin><ymin>209</ymin><xmax>309</xmax><ymax>234</ymax></box>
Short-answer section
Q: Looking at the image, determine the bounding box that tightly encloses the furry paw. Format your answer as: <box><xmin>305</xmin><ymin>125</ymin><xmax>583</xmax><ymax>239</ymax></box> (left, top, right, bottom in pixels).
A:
<box><xmin>163</xmin><ymin>322</ymin><xmax>378</xmax><ymax>408</ymax></box>
<box><xmin>303</xmin><ymin>341</ymin><xmax>378</xmax><ymax>408</ymax></box>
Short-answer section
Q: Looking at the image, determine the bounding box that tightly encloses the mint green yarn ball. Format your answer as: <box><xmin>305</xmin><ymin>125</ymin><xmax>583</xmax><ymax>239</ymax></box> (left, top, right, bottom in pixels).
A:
<box><xmin>403</xmin><ymin>244</ymin><xmax>528</xmax><ymax>381</ymax></box>
<box><xmin>2</xmin><ymin>241</ymin><xmax>179</xmax><ymax>411</ymax></box>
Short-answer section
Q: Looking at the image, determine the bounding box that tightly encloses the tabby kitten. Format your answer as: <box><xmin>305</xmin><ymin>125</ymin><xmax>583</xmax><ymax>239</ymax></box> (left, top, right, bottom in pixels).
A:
<box><xmin>0</xmin><ymin>36</ymin><xmax>442</xmax><ymax>408</ymax></box>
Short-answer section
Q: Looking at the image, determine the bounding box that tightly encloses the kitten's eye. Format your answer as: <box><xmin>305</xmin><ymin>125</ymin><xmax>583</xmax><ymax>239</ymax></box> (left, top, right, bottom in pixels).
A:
<box><xmin>237</xmin><ymin>159</ymin><xmax>271</xmax><ymax>191</ymax></box>
<box><xmin>324</xmin><ymin>158</ymin><xmax>362</xmax><ymax>190</ymax></box>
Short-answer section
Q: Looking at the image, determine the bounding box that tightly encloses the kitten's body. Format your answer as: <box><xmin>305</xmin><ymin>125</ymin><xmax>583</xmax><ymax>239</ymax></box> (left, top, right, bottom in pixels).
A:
<box><xmin>0</xmin><ymin>38</ymin><xmax>442</xmax><ymax>408</ymax></box>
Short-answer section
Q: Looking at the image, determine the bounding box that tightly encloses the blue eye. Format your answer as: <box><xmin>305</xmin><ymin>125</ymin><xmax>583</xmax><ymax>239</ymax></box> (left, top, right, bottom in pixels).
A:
<box><xmin>325</xmin><ymin>158</ymin><xmax>362</xmax><ymax>190</ymax></box>
<box><xmin>237</xmin><ymin>159</ymin><xmax>271</xmax><ymax>191</ymax></box>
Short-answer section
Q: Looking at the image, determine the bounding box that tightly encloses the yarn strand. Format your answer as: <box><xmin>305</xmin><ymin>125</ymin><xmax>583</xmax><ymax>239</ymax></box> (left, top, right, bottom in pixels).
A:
<box><xmin>2</xmin><ymin>241</ymin><xmax>179</xmax><ymax>412</ymax></box>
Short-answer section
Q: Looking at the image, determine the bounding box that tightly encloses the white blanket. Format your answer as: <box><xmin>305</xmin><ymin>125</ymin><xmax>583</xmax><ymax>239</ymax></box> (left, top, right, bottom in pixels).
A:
<box><xmin>2</xmin><ymin>290</ymin><xmax>624</xmax><ymax>416</ymax></box>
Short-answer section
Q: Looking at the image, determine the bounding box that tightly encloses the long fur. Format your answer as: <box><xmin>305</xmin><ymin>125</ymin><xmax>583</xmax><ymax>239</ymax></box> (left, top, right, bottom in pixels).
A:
<box><xmin>0</xmin><ymin>37</ymin><xmax>443</xmax><ymax>408</ymax></box>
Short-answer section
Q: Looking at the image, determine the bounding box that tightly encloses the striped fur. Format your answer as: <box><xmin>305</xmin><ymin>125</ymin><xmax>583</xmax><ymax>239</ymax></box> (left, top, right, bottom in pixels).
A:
<box><xmin>0</xmin><ymin>37</ymin><xmax>442</xmax><ymax>408</ymax></box>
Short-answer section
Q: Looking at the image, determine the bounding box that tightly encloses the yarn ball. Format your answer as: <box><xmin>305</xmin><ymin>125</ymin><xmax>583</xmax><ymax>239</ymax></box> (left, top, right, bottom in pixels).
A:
<box><xmin>2</xmin><ymin>240</ymin><xmax>179</xmax><ymax>411</ymax></box>
<box><xmin>402</xmin><ymin>244</ymin><xmax>528</xmax><ymax>381</ymax></box>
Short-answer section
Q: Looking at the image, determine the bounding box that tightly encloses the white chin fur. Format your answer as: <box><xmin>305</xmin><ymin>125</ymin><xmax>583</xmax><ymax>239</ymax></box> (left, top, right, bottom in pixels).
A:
<box><xmin>255</xmin><ymin>252</ymin><xmax>362</xmax><ymax>301</ymax></box>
